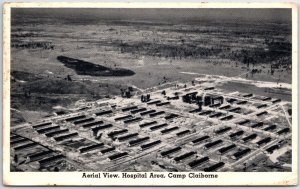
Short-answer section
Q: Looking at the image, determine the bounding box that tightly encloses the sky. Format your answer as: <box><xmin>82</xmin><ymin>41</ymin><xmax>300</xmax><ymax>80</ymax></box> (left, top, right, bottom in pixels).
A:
<box><xmin>12</xmin><ymin>8</ymin><xmax>292</xmax><ymax>24</ymax></box>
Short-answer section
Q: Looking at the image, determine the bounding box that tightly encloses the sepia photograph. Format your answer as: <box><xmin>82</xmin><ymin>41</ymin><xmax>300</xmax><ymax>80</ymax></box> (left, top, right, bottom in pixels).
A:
<box><xmin>2</xmin><ymin>2</ymin><xmax>298</xmax><ymax>186</ymax></box>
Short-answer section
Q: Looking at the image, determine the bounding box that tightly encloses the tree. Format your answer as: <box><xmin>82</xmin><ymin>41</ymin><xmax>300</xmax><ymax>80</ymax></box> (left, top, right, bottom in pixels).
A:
<box><xmin>14</xmin><ymin>154</ymin><xmax>18</xmax><ymax>164</ymax></box>
<box><xmin>67</xmin><ymin>75</ymin><xmax>72</xmax><ymax>81</ymax></box>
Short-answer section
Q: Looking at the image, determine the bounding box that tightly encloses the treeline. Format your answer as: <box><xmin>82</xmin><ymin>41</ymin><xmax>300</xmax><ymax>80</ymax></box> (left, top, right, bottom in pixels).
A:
<box><xmin>158</xmin><ymin>27</ymin><xmax>291</xmax><ymax>38</ymax></box>
<box><xmin>228</xmin><ymin>41</ymin><xmax>291</xmax><ymax>66</ymax></box>
<box><xmin>119</xmin><ymin>42</ymin><xmax>222</xmax><ymax>59</ymax></box>
<box><xmin>11</xmin><ymin>33</ymin><xmax>41</xmax><ymax>38</ymax></box>
<box><xmin>114</xmin><ymin>38</ymin><xmax>291</xmax><ymax>66</ymax></box>
<box><xmin>11</xmin><ymin>41</ymin><xmax>54</xmax><ymax>50</ymax></box>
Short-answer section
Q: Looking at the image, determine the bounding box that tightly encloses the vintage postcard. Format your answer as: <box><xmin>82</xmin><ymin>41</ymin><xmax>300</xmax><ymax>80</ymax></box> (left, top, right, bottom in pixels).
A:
<box><xmin>2</xmin><ymin>2</ymin><xmax>298</xmax><ymax>186</ymax></box>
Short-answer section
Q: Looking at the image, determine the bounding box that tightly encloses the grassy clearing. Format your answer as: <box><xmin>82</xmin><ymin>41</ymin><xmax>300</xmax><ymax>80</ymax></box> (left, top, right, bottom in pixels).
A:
<box><xmin>219</xmin><ymin>81</ymin><xmax>291</xmax><ymax>101</ymax></box>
